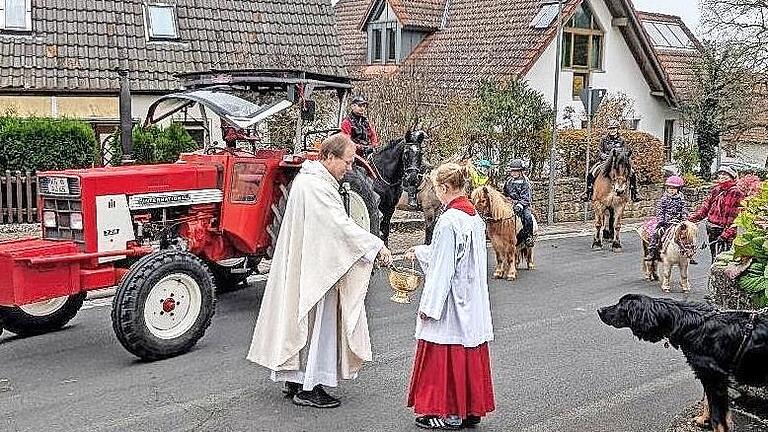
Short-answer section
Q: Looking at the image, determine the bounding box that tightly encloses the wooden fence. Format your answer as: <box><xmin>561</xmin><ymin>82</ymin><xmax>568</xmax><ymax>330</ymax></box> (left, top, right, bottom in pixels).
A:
<box><xmin>0</xmin><ymin>171</ymin><xmax>37</xmax><ymax>224</ymax></box>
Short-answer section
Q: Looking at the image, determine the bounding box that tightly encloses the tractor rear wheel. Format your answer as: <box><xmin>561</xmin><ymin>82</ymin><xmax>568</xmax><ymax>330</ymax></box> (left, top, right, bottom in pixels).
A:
<box><xmin>112</xmin><ymin>250</ymin><xmax>215</xmax><ymax>361</ymax></box>
<box><xmin>211</xmin><ymin>256</ymin><xmax>261</xmax><ymax>294</ymax></box>
<box><xmin>343</xmin><ymin>168</ymin><xmax>382</xmax><ymax>236</ymax></box>
<box><xmin>0</xmin><ymin>293</ymin><xmax>86</xmax><ymax>336</ymax></box>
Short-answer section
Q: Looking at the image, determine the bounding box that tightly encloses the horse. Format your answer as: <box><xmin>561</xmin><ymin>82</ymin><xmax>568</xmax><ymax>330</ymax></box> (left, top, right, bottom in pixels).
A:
<box><xmin>404</xmin><ymin>159</ymin><xmax>486</xmax><ymax>245</ymax></box>
<box><xmin>590</xmin><ymin>148</ymin><xmax>632</xmax><ymax>252</ymax></box>
<box><xmin>471</xmin><ymin>185</ymin><xmax>536</xmax><ymax>280</ymax></box>
<box><xmin>370</xmin><ymin>130</ymin><xmax>425</xmax><ymax>244</ymax></box>
<box><xmin>638</xmin><ymin>220</ymin><xmax>698</xmax><ymax>292</ymax></box>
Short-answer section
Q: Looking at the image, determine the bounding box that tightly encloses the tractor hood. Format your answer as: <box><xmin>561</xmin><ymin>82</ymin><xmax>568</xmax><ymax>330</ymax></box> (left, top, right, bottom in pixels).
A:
<box><xmin>144</xmin><ymin>89</ymin><xmax>294</xmax><ymax>129</ymax></box>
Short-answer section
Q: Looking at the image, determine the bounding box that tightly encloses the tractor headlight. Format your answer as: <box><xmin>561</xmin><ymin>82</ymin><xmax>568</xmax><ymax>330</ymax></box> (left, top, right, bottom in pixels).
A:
<box><xmin>43</xmin><ymin>211</ymin><xmax>57</xmax><ymax>228</ymax></box>
<box><xmin>70</xmin><ymin>212</ymin><xmax>83</xmax><ymax>230</ymax></box>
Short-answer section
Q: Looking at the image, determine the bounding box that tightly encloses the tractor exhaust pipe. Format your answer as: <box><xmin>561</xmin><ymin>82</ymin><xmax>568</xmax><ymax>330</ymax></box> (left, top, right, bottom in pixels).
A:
<box><xmin>118</xmin><ymin>68</ymin><xmax>134</xmax><ymax>164</ymax></box>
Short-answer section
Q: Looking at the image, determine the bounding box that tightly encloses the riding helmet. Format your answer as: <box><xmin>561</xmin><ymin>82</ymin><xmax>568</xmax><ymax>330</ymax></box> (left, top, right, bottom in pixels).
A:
<box><xmin>717</xmin><ymin>165</ymin><xmax>737</xmax><ymax>179</ymax></box>
<box><xmin>350</xmin><ymin>95</ymin><xmax>368</xmax><ymax>106</ymax></box>
<box><xmin>509</xmin><ymin>159</ymin><xmax>526</xmax><ymax>171</ymax></box>
<box><xmin>476</xmin><ymin>159</ymin><xmax>492</xmax><ymax>168</ymax></box>
<box><xmin>664</xmin><ymin>175</ymin><xmax>685</xmax><ymax>188</ymax></box>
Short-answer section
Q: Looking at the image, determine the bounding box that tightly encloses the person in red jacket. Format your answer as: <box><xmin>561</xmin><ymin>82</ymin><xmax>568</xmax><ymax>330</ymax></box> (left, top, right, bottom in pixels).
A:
<box><xmin>340</xmin><ymin>95</ymin><xmax>379</xmax><ymax>156</ymax></box>
<box><xmin>688</xmin><ymin>166</ymin><xmax>745</xmax><ymax>261</ymax></box>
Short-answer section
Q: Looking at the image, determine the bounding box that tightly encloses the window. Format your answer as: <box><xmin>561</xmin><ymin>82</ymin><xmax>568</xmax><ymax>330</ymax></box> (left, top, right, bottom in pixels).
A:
<box><xmin>387</xmin><ymin>28</ymin><xmax>397</xmax><ymax>61</ymax></box>
<box><xmin>561</xmin><ymin>3</ymin><xmax>604</xmax><ymax>71</ymax></box>
<box><xmin>230</xmin><ymin>163</ymin><xmax>266</xmax><ymax>204</ymax></box>
<box><xmin>529</xmin><ymin>3</ymin><xmax>559</xmax><ymax>29</ymax></box>
<box><xmin>372</xmin><ymin>29</ymin><xmax>382</xmax><ymax>62</ymax></box>
<box><xmin>664</xmin><ymin>119</ymin><xmax>675</xmax><ymax>161</ymax></box>
<box><xmin>145</xmin><ymin>4</ymin><xmax>179</xmax><ymax>40</ymax></box>
<box><xmin>1</xmin><ymin>0</ymin><xmax>31</xmax><ymax>31</ymax></box>
<box><xmin>642</xmin><ymin>21</ymin><xmax>694</xmax><ymax>49</ymax></box>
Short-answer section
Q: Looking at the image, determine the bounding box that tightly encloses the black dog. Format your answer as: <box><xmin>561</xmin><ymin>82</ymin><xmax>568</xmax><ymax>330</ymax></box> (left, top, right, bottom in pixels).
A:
<box><xmin>598</xmin><ymin>294</ymin><xmax>768</xmax><ymax>432</ymax></box>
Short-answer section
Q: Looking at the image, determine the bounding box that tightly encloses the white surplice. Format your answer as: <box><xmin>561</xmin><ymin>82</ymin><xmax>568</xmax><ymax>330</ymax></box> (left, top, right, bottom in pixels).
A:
<box><xmin>413</xmin><ymin>208</ymin><xmax>494</xmax><ymax>347</ymax></box>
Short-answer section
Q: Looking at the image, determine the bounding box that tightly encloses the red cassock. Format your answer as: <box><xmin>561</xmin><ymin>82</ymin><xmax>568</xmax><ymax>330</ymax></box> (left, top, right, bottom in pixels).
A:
<box><xmin>407</xmin><ymin>340</ymin><xmax>495</xmax><ymax>418</ymax></box>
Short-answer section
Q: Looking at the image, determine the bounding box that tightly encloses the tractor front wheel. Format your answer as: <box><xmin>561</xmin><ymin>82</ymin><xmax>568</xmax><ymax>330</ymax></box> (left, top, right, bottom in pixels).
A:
<box><xmin>112</xmin><ymin>251</ymin><xmax>216</xmax><ymax>361</ymax></box>
<box><xmin>0</xmin><ymin>293</ymin><xmax>86</xmax><ymax>337</ymax></box>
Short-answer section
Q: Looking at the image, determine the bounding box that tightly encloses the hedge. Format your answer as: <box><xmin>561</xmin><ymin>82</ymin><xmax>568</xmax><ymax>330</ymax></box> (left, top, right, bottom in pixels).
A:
<box><xmin>105</xmin><ymin>123</ymin><xmax>198</xmax><ymax>165</ymax></box>
<box><xmin>557</xmin><ymin>128</ymin><xmax>665</xmax><ymax>183</ymax></box>
<box><xmin>0</xmin><ymin>116</ymin><xmax>97</xmax><ymax>171</ymax></box>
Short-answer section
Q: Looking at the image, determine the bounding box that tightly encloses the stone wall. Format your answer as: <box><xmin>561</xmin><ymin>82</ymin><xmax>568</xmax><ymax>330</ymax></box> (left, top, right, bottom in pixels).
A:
<box><xmin>528</xmin><ymin>178</ymin><xmax>712</xmax><ymax>224</ymax></box>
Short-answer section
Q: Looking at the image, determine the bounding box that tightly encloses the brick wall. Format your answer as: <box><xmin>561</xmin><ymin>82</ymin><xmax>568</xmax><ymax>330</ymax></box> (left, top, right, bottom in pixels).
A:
<box><xmin>528</xmin><ymin>178</ymin><xmax>712</xmax><ymax>224</ymax></box>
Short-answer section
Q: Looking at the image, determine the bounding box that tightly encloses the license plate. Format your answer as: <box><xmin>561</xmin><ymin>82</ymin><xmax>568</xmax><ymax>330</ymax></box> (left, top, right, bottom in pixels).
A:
<box><xmin>48</xmin><ymin>177</ymin><xmax>69</xmax><ymax>195</ymax></box>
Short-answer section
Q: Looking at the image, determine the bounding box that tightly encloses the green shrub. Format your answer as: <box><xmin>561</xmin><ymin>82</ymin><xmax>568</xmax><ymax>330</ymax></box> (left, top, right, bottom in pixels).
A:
<box><xmin>107</xmin><ymin>123</ymin><xmax>199</xmax><ymax>165</ymax></box>
<box><xmin>557</xmin><ymin>128</ymin><xmax>665</xmax><ymax>183</ymax></box>
<box><xmin>682</xmin><ymin>172</ymin><xmax>704</xmax><ymax>188</ymax></box>
<box><xmin>672</xmin><ymin>138</ymin><xmax>700</xmax><ymax>175</ymax></box>
<box><xmin>0</xmin><ymin>115</ymin><xmax>97</xmax><ymax>171</ymax></box>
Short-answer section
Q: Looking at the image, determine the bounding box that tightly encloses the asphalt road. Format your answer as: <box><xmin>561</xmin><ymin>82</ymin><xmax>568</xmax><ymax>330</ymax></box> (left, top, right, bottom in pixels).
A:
<box><xmin>1</xmin><ymin>232</ymin><xmax>711</xmax><ymax>432</ymax></box>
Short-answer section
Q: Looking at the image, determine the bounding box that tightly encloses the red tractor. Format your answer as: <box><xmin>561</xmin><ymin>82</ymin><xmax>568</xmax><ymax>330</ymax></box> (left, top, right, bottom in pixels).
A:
<box><xmin>0</xmin><ymin>70</ymin><xmax>382</xmax><ymax>360</ymax></box>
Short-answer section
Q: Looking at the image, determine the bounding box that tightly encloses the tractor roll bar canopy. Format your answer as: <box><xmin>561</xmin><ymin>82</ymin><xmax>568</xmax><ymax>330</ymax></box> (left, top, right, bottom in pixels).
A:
<box><xmin>144</xmin><ymin>88</ymin><xmax>294</xmax><ymax>129</ymax></box>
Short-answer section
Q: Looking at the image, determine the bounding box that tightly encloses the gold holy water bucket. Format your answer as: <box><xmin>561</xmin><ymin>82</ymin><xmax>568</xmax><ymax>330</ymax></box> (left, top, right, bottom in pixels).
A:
<box><xmin>388</xmin><ymin>261</ymin><xmax>422</xmax><ymax>304</ymax></box>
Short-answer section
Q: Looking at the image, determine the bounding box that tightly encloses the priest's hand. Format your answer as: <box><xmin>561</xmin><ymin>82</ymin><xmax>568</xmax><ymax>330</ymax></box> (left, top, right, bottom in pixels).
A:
<box><xmin>377</xmin><ymin>246</ymin><xmax>393</xmax><ymax>267</ymax></box>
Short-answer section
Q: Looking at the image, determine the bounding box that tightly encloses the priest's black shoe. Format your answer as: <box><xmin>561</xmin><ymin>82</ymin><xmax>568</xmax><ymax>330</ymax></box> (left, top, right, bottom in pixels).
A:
<box><xmin>292</xmin><ymin>385</ymin><xmax>340</xmax><ymax>408</ymax></box>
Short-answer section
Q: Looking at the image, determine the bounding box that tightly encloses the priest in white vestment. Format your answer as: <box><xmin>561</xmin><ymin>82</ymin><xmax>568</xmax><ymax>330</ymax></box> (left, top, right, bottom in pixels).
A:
<box><xmin>405</xmin><ymin>163</ymin><xmax>495</xmax><ymax>429</ymax></box>
<box><xmin>247</xmin><ymin>133</ymin><xmax>391</xmax><ymax>408</ymax></box>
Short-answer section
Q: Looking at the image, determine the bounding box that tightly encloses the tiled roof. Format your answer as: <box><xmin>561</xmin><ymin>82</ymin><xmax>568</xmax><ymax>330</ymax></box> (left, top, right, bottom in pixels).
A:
<box><xmin>391</xmin><ymin>0</ymin><xmax>446</xmax><ymax>29</ymax></box>
<box><xmin>336</xmin><ymin>0</ymin><xmax>370</xmax><ymax>74</ymax></box>
<box><xmin>636</xmin><ymin>11</ymin><xmax>701</xmax><ymax>101</ymax></box>
<box><xmin>0</xmin><ymin>0</ymin><xmax>347</xmax><ymax>93</ymax></box>
<box><xmin>337</xmin><ymin>0</ymin><xmax>581</xmax><ymax>90</ymax></box>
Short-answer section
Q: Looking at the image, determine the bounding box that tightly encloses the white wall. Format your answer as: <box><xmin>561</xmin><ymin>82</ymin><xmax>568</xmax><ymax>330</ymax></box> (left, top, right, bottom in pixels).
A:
<box><xmin>525</xmin><ymin>0</ymin><xmax>682</xmax><ymax>142</ymax></box>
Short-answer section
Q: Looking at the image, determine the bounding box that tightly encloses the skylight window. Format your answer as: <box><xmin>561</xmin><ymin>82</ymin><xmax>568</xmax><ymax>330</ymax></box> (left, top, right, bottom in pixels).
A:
<box><xmin>642</xmin><ymin>21</ymin><xmax>693</xmax><ymax>49</ymax></box>
<box><xmin>145</xmin><ymin>4</ymin><xmax>179</xmax><ymax>40</ymax></box>
<box><xmin>2</xmin><ymin>0</ymin><xmax>31</xmax><ymax>31</ymax></box>
<box><xmin>530</xmin><ymin>3</ymin><xmax>560</xmax><ymax>29</ymax></box>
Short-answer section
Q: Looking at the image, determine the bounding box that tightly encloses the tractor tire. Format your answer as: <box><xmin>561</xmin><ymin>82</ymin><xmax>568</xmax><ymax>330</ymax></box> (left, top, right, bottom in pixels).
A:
<box><xmin>266</xmin><ymin>183</ymin><xmax>291</xmax><ymax>259</ymax></box>
<box><xmin>0</xmin><ymin>293</ymin><xmax>86</xmax><ymax>337</ymax></box>
<box><xmin>343</xmin><ymin>167</ymin><xmax>382</xmax><ymax>237</ymax></box>
<box><xmin>112</xmin><ymin>250</ymin><xmax>216</xmax><ymax>361</ymax></box>
<box><xmin>211</xmin><ymin>256</ymin><xmax>261</xmax><ymax>294</ymax></box>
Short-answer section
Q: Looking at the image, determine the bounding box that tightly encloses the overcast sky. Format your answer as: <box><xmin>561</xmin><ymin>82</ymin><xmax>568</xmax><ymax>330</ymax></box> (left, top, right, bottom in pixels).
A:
<box><xmin>631</xmin><ymin>0</ymin><xmax>701</xmax><ymax>34</ymax></box>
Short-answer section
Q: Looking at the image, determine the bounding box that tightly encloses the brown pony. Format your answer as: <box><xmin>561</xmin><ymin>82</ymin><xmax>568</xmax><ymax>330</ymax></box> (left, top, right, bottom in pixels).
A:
<box><xmin>471</xmin><ymin>185</ymin><xmax>535</xmax><ymax>280</ymax></box>
<box><xmin>591</xmin><ymin>148</ymin><xmax>632</xmax><ymax>252</ymax></box>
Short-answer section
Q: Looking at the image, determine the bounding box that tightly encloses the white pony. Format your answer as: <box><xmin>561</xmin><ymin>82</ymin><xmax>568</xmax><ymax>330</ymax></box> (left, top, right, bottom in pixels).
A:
<box><xmin>639</xmin><ymin>220</ymin><xmax>699</xmax><ymax>292</ymax></box>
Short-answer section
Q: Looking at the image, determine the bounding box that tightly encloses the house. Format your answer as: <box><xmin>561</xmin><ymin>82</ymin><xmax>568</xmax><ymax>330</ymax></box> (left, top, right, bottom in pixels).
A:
<box><xmin>0</xmin><ymin>0</ymin><xmax>347</xmax><ymax>157</ymax></box>
<box><xmin>335</xmin><ymin>0</ymin><xmax>700</xmax><ymax>153</ymax></box>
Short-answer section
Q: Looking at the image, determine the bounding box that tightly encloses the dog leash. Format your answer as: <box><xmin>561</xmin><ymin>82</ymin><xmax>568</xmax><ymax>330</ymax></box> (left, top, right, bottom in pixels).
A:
<box><xmin>730</xmin><ymin>308</ymin><xmax>768</xmax><ymax>372</ymax></box>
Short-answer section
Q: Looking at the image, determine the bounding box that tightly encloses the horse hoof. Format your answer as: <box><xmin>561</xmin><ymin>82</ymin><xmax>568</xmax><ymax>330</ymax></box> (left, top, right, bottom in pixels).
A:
<box><xmin>592</xmin><ymin>242</ymin><xmax>602</xmax><ymax>249</ymax></box>
<box><xmin>527</xmin><ymin>264</ymin><xmax>536</xmax><ymax>270</ymax></box>
<box><xmin>506</xmin><ymin>274</ymin><xmax>517</xmax><ymax>281</ymax></box>
<box><xmin>662</xmin><ymin>287</ymin><xmax>671</xmax><ymax>293</ymax></box>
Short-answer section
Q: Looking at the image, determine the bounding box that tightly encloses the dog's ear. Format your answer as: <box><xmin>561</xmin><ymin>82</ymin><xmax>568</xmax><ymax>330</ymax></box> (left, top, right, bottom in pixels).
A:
<box><xmin>626</xmin><ymin>297</ymin><xmax>670</xmax><ymax>343</ymax></box>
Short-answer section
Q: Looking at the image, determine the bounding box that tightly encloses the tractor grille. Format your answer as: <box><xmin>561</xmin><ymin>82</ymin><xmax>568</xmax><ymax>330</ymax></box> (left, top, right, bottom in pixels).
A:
<box><xmin>42</xmin><ymin>198</ymin><xmax>84</xmax><ymax>243</ymax></box>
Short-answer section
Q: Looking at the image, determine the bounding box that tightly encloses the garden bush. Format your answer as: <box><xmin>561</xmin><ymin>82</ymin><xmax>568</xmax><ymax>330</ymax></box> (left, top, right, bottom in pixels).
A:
<box><xmin>557</xmin><ymin>128</ymin><xmax>665</xmax><ymax>183</ymax></box>
<box><xmin>0</xmin><ymin>115</ymin><xmax>97</xmax><ymax>171</ymax></box>
<box><xmin>105</xmin><ymin>123</ymin><xmax>198</xmax><ymax>165</ymax></box>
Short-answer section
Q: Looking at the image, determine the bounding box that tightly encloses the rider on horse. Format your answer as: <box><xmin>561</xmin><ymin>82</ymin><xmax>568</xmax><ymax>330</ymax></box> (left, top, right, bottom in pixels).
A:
<box><xmin>468</xmin><ymin>159</ymin><xmax>492</xmax><ymax>189</ymax></box>
<box><xmin>582</xmin><ymin>120</ymin><xmax>641</xmax><ymax>203</ymax></box>
<box><xmin>644</xmin><ymin>175</ymin><xmax>687</xmax><ymax>261</ymax></box>
<box><xmin>503</xmin><ymin>159</ymin><xmax>535</xmax><ymax>247</ymax></box>
<box><xmin>340</xmin><ymin>95</ymin><xmax>380</xmax><ymax>157</ymax></box>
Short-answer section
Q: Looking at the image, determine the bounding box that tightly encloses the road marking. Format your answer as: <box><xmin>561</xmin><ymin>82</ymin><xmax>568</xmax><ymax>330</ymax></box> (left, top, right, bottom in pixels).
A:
<box><xmin>521</xmin><ymin>368</ymin><xmax>696</xmax><ymax>432</ymax></box>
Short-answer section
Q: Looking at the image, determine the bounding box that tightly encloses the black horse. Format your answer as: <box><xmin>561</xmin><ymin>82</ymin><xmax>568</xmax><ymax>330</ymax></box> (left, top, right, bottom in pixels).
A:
<box><xmin>370</xmin><ymin>130</ymin><xmax>426</xmax><ymax>244</ymax></box>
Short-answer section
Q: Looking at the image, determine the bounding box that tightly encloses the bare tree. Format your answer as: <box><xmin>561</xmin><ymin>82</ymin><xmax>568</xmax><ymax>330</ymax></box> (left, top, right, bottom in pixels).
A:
<box><xmin>701</xmin><ymin>0</ymin><xmax>768</xmax><ymax>72</ymax></box>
